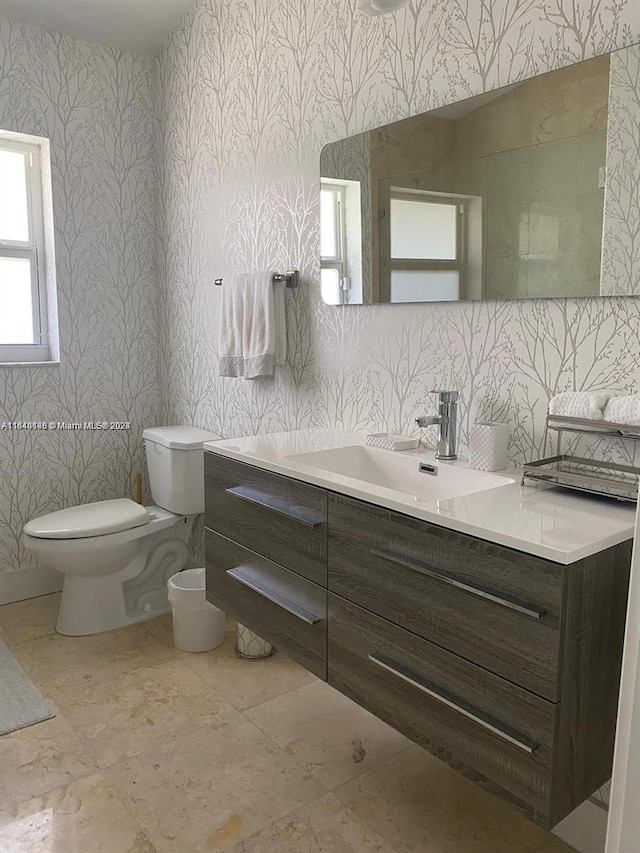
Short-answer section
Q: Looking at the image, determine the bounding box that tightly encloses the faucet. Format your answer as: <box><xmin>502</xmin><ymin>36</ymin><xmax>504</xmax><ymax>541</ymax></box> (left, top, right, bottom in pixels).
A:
<box><xmin>416</xmin><ymin>390</ymin><xmax>459</xmax><ymax>460</ymax></box>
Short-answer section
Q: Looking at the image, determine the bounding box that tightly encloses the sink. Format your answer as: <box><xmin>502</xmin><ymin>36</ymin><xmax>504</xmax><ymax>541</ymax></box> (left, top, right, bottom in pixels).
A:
<box><xmin>286</xmin><ymin>445</ymin><xmax>515</xmax><ymax>501</ymax></box>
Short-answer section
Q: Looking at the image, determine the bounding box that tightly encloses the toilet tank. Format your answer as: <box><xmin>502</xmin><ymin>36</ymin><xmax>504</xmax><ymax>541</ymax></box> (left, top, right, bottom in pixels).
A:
<box><xmin>143</xmin><ymin>426</ymin><xmax>220</xmax><ymax>515</ymax></box>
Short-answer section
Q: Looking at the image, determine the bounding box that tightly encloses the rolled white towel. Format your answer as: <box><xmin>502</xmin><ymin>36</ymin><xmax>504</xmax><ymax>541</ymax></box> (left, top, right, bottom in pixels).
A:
<box><xmin>603</xmin><ymin>395</ymin><xmax>640</xmax><ymax>426</ymax></box>
<box><xmin>548</xmin><ymin>391</ymin><xmax>610</xmax><ymax>420</ymax></box>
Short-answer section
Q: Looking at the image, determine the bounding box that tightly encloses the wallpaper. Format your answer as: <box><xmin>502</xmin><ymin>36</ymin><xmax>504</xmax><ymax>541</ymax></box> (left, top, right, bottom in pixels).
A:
<box><xmin>156</xmin><ymin>0</ymin><xmax>640</xmax><ymax>497</ymax></box>
<box><xmin>0</xmin><ymin>18</ymin><xmax>159</xmax><ymax>578</ymax></box>
<box><xmin>602</xmin><ymin>43</ymin><xmax>640</xmax><ymax>296</ymax></box>
<box><xmin>2</xmin><ymin>0</ymin><xmax>640</xmax><ymax>586</ymax></box>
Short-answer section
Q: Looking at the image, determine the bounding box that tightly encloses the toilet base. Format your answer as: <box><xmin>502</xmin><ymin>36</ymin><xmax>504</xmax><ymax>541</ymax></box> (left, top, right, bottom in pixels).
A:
<box><xmin>55</xmin><ymin>519</ymin><xmax>193</xmax><ymax>636</ymax></box>
<box><xmin>56</xmin><ymin>569</ymin><xmax>167</xmax><ymax>635</ymax></box>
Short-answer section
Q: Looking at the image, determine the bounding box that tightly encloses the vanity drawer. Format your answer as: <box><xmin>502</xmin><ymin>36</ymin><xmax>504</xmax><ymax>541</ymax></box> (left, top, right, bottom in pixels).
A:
<box><xmin>328</xmin><ymin>494</ymin><xmax>563</xmax><ymax>700</ymax></box>
<box><xmin>205</xmin><ymin>453</ymin><xmax>328</xmax><ymax>585</ymax></box>
<box><xmin>205</xmin><ymin>529</ymin><xmax>327</xmax><ymax>679</ymax></box>
<box><xmin>328</xmin><ymin>593</ymin><xmax>557</xmax><ymax>819</ymax></box>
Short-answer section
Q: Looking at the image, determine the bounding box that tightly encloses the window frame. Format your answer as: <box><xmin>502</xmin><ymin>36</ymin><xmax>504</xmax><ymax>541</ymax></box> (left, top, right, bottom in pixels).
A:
<box><xmin>0</xmin><ymin>136</ymin><xmax>50</xmax><ymax>364</ymax></box>
<box><xmin>320</xmin><ymin>181</ymin><xmax>348</xmax><ymax>304</ymax></box>
<box><xmin>378</xmin><ymin>182</ymin><xmax>467</xmax><ymax>302</ymax></box>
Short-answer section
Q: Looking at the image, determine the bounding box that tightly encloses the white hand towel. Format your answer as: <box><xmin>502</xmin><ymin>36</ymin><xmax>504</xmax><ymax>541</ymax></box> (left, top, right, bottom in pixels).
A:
<box><xmin>548</xmin><ymin>391</ymin><xmax>610</xmax><ymax>420</ymax></box>
<box><xmin>273</xmin><ymin>281</ymin><xmax>287</xmax><ymax>367</ymax></box>
<box><xmin>603</xmin><ymin>395</ymin><xmax>640</xmax><ymax>426</ymax></box>
<box><xmin>218</xmin><ymin>273</ymin><xmax>286</xmax><ymax>379</ymax></box>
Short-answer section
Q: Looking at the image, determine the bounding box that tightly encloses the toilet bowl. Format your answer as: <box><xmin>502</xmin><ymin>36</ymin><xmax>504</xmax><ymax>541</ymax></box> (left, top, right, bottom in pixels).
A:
<box><xmin>23</xmin><ymin>425</ymin><xmax>219</xmax><ymax>636</ymax></box>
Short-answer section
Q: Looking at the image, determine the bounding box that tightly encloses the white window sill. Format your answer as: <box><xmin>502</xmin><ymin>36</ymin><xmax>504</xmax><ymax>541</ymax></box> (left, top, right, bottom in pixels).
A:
<box><xmin>0</xmin><ymin>360</ymin><xmax>60</xmax><ymax>367</ymax></box>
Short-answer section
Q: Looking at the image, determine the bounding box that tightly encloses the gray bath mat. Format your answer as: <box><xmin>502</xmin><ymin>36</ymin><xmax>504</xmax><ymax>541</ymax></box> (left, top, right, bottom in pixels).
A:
<box><xmin>0</xmin><ymin>638</ymin><xmax>54</xmax><ymax>735</ymax></box>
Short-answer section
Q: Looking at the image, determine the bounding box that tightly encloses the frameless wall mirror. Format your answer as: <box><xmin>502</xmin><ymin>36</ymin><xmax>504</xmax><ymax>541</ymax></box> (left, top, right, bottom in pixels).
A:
<box><xmin>319</xmin><ymin>43</ymin><xmax>640</xmax><ymax>305</ymax></box>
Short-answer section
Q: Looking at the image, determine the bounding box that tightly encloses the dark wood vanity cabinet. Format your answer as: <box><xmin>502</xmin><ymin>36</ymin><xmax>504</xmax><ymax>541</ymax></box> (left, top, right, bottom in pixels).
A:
<box><xmin>205</xmin><ymin>529</ymin><xmax>327</xmax><ymax>678</ymax></box>
<box><xmin>328</xmin><ymin>493</ymin><xmax>563</xmax><ymax>700</ymax></box>
<box><xmin>204</xmin><ymin>453</ymin><xmax>631</xmax><ymax>829</ymax></box>
<box><xmin>204</xmin><ymin>452</ymin><xmax>328</xmax><ymax>586</ymax></box>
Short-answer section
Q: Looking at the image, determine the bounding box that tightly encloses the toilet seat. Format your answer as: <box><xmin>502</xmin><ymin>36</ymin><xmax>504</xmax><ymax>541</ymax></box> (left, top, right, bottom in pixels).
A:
<box><xmin>23</xmin><ymin>498</ymin><xmax>150</xmax><ymax>540</ymax></box>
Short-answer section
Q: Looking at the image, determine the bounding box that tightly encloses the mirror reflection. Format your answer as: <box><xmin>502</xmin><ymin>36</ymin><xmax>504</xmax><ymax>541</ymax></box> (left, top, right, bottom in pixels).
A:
<box><xmin>319</xmin><ymin>50</ymin><xmax>624</xmax><ymax>305</ymax></box>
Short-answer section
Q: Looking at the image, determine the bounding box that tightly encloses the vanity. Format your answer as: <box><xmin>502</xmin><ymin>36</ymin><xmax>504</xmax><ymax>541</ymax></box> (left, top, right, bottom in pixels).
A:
<box><xmin>203</xmin><ymin>430</ymin><xmax>635</xmax><ymax>829</ymax></box>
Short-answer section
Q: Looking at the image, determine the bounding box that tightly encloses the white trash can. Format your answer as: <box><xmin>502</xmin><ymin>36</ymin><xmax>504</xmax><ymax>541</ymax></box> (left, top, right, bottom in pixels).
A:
<box><xmin>167</xmin><ymin>568</ymin><xmax>225</xmax><ymax>652</ymax></box>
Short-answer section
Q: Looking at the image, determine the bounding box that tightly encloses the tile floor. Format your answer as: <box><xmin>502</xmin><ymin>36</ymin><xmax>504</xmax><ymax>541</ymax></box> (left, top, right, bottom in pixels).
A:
<box><xmin>0</xmin><ymin>593</ymin><xmax>576</xmax><ymax>853</ymax></box>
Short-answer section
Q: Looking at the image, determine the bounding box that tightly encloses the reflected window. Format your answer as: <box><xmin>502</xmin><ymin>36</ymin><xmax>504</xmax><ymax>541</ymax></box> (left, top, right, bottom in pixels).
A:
<box><xmin>380</xmin><ymin>187</ymin><xmax>467</xmax><ymax>302</ymax></box>
<box><xmin>391</xmin><ymin>270</ymin><xmax>460</xmax><ymax>302</ymax></box>
<box><xmin>320</xmin><ymin>181</ymin><xmax>347</xmax><ymax>304</ymax></box>
<box><xmin>390</xmin><ymin>198</ymin><xmax>458</xmax><ymax>260</ymax></box>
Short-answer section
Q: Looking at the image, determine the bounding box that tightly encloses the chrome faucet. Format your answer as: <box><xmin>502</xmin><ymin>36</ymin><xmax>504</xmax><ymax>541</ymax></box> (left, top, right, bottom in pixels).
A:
<box><xmin>416</xmin><ymin>390</ymin><xmax>459</xmax><ymax>460</ymax></box>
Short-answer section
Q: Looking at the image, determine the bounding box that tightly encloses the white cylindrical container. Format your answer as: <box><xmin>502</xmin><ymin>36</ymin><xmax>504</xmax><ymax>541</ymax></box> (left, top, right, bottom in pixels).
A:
<box><xmin>167</xmin><ymin>568</ymin><xmax>225</xmax><ymax>652</ymax></box>
<box><xmin>235</xmin><ymin>623</ymin><xmax>273</xmax><ymax>659</ymax></box>
<box><xmin>469</xmin><ymin>422</ymin><xmax>511</xmax><ymax>471</ymax></box>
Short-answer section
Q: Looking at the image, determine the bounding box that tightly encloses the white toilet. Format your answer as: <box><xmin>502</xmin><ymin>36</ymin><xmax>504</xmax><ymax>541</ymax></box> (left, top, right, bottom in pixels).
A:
<box><xmin>23</xmin><ymin>425</ymin><xmax>219</xmax><ymax>636</ymax></box>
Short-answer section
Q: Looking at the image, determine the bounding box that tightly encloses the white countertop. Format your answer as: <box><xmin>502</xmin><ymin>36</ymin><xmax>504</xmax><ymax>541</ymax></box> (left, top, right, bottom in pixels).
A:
<box><xmin>203</xmin><ymin>429</ymin><xmax>636</xmax><ymax>565</ymax></box>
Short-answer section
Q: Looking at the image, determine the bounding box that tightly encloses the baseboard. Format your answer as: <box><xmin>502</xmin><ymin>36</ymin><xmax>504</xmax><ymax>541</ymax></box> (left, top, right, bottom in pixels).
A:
<box><xmin>0</xmin><ymin>565</ymin><xmax>63</xmax><ymax>605</ymax></box>
<box><xmin>553</xmin><ymin>798</ymin><xmax>609</xmax><ymax>853</ymax></box>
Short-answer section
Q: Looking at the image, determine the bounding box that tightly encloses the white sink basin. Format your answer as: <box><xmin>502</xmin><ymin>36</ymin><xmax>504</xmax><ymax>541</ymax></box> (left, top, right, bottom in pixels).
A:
<box><xmin>286</xmin><ymin>445</ymin><xmax>515</xmax><ymax>502</ymax></box>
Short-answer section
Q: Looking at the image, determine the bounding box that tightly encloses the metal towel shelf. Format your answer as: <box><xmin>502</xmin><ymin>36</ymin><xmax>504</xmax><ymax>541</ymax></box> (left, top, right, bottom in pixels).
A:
<box><xmin>521</xmin><ymin>414</ymin><xmax>640</xmax><ymax>502</ymax></box>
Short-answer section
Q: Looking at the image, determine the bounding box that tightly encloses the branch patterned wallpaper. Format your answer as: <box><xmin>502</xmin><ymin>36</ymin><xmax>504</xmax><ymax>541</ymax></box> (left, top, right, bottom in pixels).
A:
<box><xmin>0</xmin><ymin>18</ymin><xmax>159</xmax><ymax>578</ymax></box>
<box><xmin>156</xmin><ymin>0</ymin><xmax>640</xmax><ymax>505</ymax></box>
<box><xmin>1</xmin><ymin>0</ymin><xmax>640</xmax><ymax>585</ymax></box>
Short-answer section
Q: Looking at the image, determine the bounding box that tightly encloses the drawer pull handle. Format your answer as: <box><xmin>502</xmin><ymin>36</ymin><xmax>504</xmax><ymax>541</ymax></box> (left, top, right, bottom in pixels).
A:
<box><xmin>368</xmin><ymin>652</ymin><xmax>539</xmax><ymax>755</ymax></box>
<box><xmin>370</xmin><ymin>546</ymin><xmax>546</xmax><ymax>619</ymax></box>
<box><xmin>226</xmin><ymin>566</ymin><xmax>322</xmax><ymax>625</ymax></box>
<box><xmin>225</xmin><ymin>486</ymin><xmax>325</xmax><ymax>527</ymax></box>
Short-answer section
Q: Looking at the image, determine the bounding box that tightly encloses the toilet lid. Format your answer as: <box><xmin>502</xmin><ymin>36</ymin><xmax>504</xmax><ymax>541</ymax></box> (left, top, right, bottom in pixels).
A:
<box><xmin>24</xmin><ymin>499</ymin><xmax>151</xmax><ymax>539</ymax></box>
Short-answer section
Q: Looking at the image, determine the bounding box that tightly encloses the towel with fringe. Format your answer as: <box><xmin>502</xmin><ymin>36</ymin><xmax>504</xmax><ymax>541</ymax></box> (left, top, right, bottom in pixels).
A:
<box><xmin>218</xmin><ymin>273</ymin><xmax>286</xmax><ymax>379</ymax></box>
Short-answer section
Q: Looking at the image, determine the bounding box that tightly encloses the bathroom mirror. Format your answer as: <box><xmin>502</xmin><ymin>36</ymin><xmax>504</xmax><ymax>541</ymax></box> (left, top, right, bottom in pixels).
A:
<box><xmin>319</xmin><ymin>44</ymin><xmax>640</xmax><ymax>305</ymax></box>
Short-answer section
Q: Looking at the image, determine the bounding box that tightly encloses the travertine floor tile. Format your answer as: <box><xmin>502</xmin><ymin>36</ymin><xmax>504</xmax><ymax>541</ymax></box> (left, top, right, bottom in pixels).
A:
<box><xmin>11</xmin><ymin>622</ymin><xmax>176</xmax><ymax>705</ymax></box>
<box><xmin>333</xmin><ymin>744</ymin><xmax>561</xmax><ymax>853</ymax></box>
<box><xmin>181</xmin><ymin>635</ymin><xmax>317</xmax><ymax>711</ymax></box>
<box><xmin>137</xmin><ymin>612</ymin><xmax>174</xmax><ymax>645</ymax></box>
<box><xmin>61</xmin><ymin>657</ymin><xmax>237</xmax><ymax>768</ymax></box>
<box><xmin>245</xmin><ymin>680</ymin><xmax>411</xmax><ymax>789</ymax></box>
<box><xmin>0</xmin><ymin>593</ymin><xmax>61</xmax><ymax>644</ymax></box>
<box><xmin>0</xmin><ymin>773</ymin><xmax>155</xmax><ymax>852</ymax></box>
<box><xmin>0</xmin><ymin>622</ymin><xmax>12</xmax><ymax>645</ymax></box>
<box><xmin>145</xmin><ymin>614</ymin><xmax>314</xmax><ymax>711</ymax></box>
<box><xmin>145</xmin><ymin>612</ymin><xmax>236</xmax><ymax>647</ymax></box>
<box><xmin>2</xmin><ymin>596</ymin><xmax>585</xmax><ymax>853</ymax></box>
<box><xmin>105</xmin><ymin>715</ymin><xmax>326</xmax><ymax>853</ymax></box>
<box><xmin>226</xmin><ymin>792</ymin><xmax>397</xmax><ymax>853</ymax></box>
<box><xmin>0</xmin><ymin>715</ymin><xmax>96</xmax><ymax>811</ymax></box>
<box><xmin>535</xmin><ymin>839</ymin><xmax>577</xmax><ymax>852</ymax></box>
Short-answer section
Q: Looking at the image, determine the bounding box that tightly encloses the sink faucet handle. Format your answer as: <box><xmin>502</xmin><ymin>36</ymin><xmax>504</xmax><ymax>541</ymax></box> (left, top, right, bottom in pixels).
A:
<box><xmin>430</xmin><ymin>390</ymin><xmax>459</xmax><ymax>403</ymax></box>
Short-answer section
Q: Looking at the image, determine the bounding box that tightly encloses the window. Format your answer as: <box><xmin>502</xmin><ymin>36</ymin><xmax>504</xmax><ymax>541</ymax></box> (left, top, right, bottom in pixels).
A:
<box><xmin>0</xmin><ymin>133</ymin><xmax>53</xmax><ymax>363</ymax></box>
<box><xmin>379</xmin><ymin>184</ymin><xmax>467</xmax><ymax>303</ymax></box>
<box><xmin>320</xmin><ymin>181</ymin><xmax>347</xmax><ymax>305</ymax></box>
<box><xmin>389</xmin><ymin>194</ymin><xmax>461</xmax><ymax>302</ymax></box>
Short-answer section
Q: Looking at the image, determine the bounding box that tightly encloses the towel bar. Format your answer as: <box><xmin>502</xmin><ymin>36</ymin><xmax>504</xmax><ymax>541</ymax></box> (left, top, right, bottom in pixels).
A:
<box><xmin>214</xmin><ymin>271</ymin><xmax>299</xmax><ymax>288</ymax></box>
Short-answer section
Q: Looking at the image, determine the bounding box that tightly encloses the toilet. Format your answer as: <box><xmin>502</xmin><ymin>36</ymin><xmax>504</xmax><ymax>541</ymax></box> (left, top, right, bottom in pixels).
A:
<box><xmin>22</xmin><ymin>425</ymin><xmax>219</xmax><ymax>636</ymax></box>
